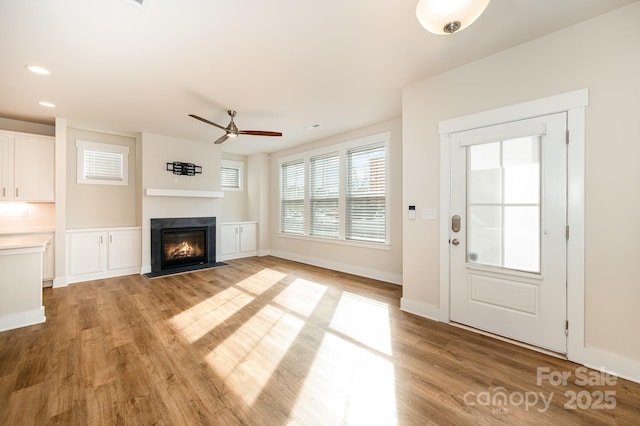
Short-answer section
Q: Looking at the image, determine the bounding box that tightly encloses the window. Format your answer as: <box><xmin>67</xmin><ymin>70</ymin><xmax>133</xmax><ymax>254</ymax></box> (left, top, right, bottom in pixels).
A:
<box><xmin>310</xmin><ymin>153</ymin><xmax>339</xmax><ymax>238</ymax></box>
<box><xmin>281</xmin><ymin>160</ymin><xmax>305</xmax><ymax>234</ymax></box>
<box><xmin>279</xmin><ymin>132</ymin><xmax>389</xmax><ymax>245</ymax></box>
<box><xmin>221</xmin><ymin>160</ymin><xmax>244</xmax><ymax>191</ymax></box>
<box><xmin>346</xmin><ymin>144</ymin><xmax>386</xmax><ymax>243</ymax></box>
<box><xmin>76</xmin><ymin>140</ymin><xmax>129</xmax><ymax>185</ymax></box>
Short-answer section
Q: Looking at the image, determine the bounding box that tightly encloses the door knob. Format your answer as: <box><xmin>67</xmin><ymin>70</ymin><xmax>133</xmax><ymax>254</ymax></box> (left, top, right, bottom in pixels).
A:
<box><xmin>451</xmin><ymin>239</ymin><xmax>460</xmax><ymax>246</ymax></box>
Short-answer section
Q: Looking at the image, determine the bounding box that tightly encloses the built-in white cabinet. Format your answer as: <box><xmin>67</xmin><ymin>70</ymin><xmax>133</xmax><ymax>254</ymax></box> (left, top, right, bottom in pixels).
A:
<box><xmin>0</xmin><ymin>232</ymin><xmax>54</xmax><ymax>286</ymax></box>
<box><xmin>0</xmin><ymin>131</ymin><xmax>54</xmax><ymax>202</ymax></box>
<box><xmin>220</xmin><ymin>222</ymin><xmax>257</xmax><ymax>260</ymax></box>
<box><xmin>67</xmin><ymin>227</ymin><xmax>141</xmax><ymax>284</ymax></box>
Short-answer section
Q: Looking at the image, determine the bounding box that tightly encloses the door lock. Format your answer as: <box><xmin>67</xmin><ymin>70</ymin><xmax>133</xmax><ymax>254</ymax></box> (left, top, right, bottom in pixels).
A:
<box><xmin>452</xmin><ymin>215</ymin><xmax>461</xmax><ymax>233</ymax></box>
<box><xmin>451</xmin><ymin>239</ymin><xmax>460</xmax><ymax>246</ymax></box>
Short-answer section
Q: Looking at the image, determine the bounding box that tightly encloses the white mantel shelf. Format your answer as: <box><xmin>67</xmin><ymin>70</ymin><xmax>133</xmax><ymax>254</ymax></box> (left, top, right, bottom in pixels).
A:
<box><xmin>145</xmin><ymin>188</ymin><xmax>224</xmax><ymax>198</ymax></box>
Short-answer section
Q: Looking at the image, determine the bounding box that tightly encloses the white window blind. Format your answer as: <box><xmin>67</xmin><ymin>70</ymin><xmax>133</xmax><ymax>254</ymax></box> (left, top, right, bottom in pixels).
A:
<box><xmin>76</xmin><ymin>140</ymin><xmax>129</xmax><ymax>186</ymax></box>
<box><xmin>281</xmin><ymin>160</ymin><xmax>305</xmax><ymax>234</ymax></box>
<box><xmin>310</xmin><ymin>153</ymin><xmax>339</xmax><ymax>238</ymax></box>
<box><xmin>84</xmin><ymin>150</ymin><xmax>124</xmax><ymax>181</ymax></box>
<box><xmin>221</xmin><ymin>166</ymin><xmax>240</xmax><ymax>189</ymax></box>
<box><xmin>346</xmin><ymin>144</ymin><xmax>386</xmax><ymax>243</ymax></box>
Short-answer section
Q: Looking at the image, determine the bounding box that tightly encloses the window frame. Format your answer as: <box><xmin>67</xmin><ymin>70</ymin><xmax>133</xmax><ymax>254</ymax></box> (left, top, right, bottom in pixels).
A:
<box><xmin>278</xmin><ymin>132</ymin><xmax>390</xmax><ymax>249</ymax></box>
<box><xmin>221</xmin><ymin>159</ymin><xmax>244</xmax><ymax>191</ymax></box>
<box><xmin>76</xmin><ymin>140</ymin><xmax>129</xmax><ymax>186</ymax></box>
<box><xmin>280</xmin><ymin>159</ymin><xmax>306</xmax><ymax>235</ymax></box>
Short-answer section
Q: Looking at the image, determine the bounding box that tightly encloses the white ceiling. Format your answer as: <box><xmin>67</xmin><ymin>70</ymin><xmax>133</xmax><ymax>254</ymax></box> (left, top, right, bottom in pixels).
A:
<box><xmin>0</xmin><ymin>0</ymin><xmax>636</xmax><ymax>155</ymax></box>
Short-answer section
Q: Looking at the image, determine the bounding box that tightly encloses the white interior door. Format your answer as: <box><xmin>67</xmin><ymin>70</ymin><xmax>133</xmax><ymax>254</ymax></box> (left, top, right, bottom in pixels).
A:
<box><xmin>450</xmin><ymin>113</ymin><xmax>567</xmax><ymax>353</ymax></box>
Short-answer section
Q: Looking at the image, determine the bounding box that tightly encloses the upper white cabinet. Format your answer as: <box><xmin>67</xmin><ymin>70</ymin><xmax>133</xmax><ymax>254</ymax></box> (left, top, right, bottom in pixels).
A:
<box><xmin>67</xmin><ymin>227</ymin><xmax>141</xmax><ymax>284</ymax></box>
<box><xmin>0</xmin><ymin>131</ymin><xmax>54</xmax><ymax>202</ymax></box>
<box><xmin>220</xmin><ymin>222</ymin><xmax>257</xmax><ymax>260</ymax></box>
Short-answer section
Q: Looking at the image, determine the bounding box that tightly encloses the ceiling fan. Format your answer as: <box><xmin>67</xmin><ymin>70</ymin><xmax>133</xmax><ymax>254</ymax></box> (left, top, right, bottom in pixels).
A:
<box><xmin>189</xmin><ymin>110</ymin><xmax>282</xmax><ymax>144</ymax></box>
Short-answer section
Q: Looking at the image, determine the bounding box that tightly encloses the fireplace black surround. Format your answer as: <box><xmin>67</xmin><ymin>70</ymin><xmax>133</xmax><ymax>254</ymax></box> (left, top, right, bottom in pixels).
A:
<box><xmin>149</xmin><ymin>217</ymin><xmax>224</xmax><ymax>277</ymax></box>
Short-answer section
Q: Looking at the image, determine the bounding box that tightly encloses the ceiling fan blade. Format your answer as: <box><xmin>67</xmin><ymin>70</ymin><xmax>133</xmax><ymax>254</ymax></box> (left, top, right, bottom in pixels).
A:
<box><xmin>238</xmin><ymin>130</ymin><xmax>283</xmax><ymax>137</ymax></box>
<box><xmin>213</xmin><ymin>134</ymin><xmax>230</xmax><ymax>144</ymax></box>
<box><xmin>189</xmin><ymin>114</ymin><xmax>227</xmax><ymax>131</ymax></box>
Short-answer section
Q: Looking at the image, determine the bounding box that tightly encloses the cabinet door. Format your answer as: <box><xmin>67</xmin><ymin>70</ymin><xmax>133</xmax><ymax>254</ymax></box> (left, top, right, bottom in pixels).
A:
<box><xmin>220</xmin><ymin>225</ymin><xmax>239</xmax><ymax>256</ymax></box>
<box><xmin>0</xmin><ymin>135</ymin><xmax>12</xmax><ymax>201</ymax></box>
<box><xmin>14</xmin><ymin>136</ymin><xmax>54</xmax><ymax>201</ymax></box>
<box><xmin>108</xmin><ymin>229</ymin><xmax>140</xmax><ymax>270</ymax></box>
<box><xmin>239</xmin><ymin>223</ymin><xmax>257</xmax><ymax>253</ymax></box>
<box><xmin>69</xmin><ymin>232</ymin><xmax>105</xmax><ymax>276</ymax></box>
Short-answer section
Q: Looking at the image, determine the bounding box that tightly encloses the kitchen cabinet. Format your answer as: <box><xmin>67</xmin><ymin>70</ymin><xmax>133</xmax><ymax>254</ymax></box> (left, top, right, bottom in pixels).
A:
<box><xmin>0</xmin><ymin>232</ymin><xmax>54</xmax><ymax>286</ymax></box>
<box><xmin>67</xmin><ymin>227</ymin><xmax>141</xmax><ymax>284</ymax></box>
<box><xmin>0</xmin><ymin>131</ymin><xmax>54</xmax><ymax>202</ymax></box>
<box><xmin>0</xmin><ymin>236</ymin><xmax>48</xmax><ymax>332</ymax></box>
<box><xmin>220</xmin><ymin>222</ymin><xmax>257</xmax><ymax>260</ymax></box>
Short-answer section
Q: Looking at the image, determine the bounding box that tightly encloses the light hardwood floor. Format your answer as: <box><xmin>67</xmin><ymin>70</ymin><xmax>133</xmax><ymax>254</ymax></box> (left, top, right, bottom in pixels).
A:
<box><xmin>1</xmin><ymin>256</ymin><xmax>639</xmax><ymax>425</ymax></box>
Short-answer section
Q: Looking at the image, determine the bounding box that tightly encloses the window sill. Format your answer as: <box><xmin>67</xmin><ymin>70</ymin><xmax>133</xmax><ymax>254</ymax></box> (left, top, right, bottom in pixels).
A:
<box><xmin>277</xmin><ymin>233</ymin><xmax>391</xmax><ymax>251</ymax></box>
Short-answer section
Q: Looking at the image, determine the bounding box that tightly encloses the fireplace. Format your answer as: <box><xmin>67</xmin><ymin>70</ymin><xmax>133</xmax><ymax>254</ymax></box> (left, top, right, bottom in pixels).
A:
<box><xmin>150</xmin><ymin>217</ymin><xmax>221</xmax><ymax>277</ymax></box>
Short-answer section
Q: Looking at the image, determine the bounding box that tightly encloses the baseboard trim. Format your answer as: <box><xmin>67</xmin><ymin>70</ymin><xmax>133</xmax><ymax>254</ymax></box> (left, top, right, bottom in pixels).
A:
<box><xmin>0</xmin><ymin>307</ymin><xmax>46</xmax><ymax>332</ymax></box>
<box><xmin>219</xmin><ymin>251</ymin><xmax>257</xmax><ymax>262</ymax></box>
<box><xmin>270</xmin><ymin>250</ymin><xmax>402</xmax><ymax>285</ymax></box>
<box><xmin>53</xmin><ymin>277</ymin><xmax>68</xmax><ymax>288</ymax></box>
<box><xmin>67</xmin><ymin>266</ymin><xmax>142</xmax><ymax>284</ymax></box>
<box><xmin>258</xmin><ymin>249</ymin><xmax>271</xmax><ymax>257</ymax></box>
<box><xmin>140</xmin><ymin>265</ymin><xmax>151</xmax><ymax>274</ymax></box>
<box><xmin>576</xmin><ymin>346</ymin><xmax>640</xmax><ymax>384</ymax></box>
<box><xmin>400</xmin><ymin>298</ymin><xmax>441</xmax><ymax>321</ymax></box>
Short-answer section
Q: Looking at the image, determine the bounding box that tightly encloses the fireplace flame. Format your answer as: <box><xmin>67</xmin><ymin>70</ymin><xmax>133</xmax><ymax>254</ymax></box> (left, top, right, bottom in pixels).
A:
<box><xmin>170</xmin><ymin>241</ymin><xmax>197</xmax><ymax>258</ymax></box>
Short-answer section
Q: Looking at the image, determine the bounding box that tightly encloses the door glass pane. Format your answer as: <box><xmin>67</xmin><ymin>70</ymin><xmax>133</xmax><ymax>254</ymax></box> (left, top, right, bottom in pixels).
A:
<box><xmin>467</xmin><ymin>205</ymin><xmax>501</xmax><ymax>267</ymax></box>
<box><xmin>466</xmin><ymin>136</ymin><xmax>541</xmax><ymax>273</ymax></box>
<box><xmin>503</xmin><ymin>137</ymin><xmax>540</xmax><ymax>204</ymax></box>
<box><xmin>468</xmin><ymin>143</ymin><xmax>501</xmax><ymax>204</ymax></box>
<box><xmin>504</xmin><ymin>206</ymin><xmax>539</xmax><ymax>272</ymax></box>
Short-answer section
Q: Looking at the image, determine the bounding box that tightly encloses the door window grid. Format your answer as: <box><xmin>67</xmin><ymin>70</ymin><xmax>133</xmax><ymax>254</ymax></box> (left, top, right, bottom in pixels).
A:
<box><xmin>466</xmin><ymin>136</ymin><xmax>541</xmax><ymax>273</ymax></box>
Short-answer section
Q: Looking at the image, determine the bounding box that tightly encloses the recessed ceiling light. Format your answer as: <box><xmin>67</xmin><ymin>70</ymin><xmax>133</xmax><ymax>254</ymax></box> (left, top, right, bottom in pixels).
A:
<box><xmin>306</xmin><ymin>124</ymin><xmax>321</xmax><ymax>129</ymax></box>
<box><xmin>38</xmin><ymin>101</ymin><xmax>56</xmax><ymax>108</ymax></box>
<box><xmin>26</xmin><ymin>65</ymin><xmax>50</xmax><ymax>75</ymax></box>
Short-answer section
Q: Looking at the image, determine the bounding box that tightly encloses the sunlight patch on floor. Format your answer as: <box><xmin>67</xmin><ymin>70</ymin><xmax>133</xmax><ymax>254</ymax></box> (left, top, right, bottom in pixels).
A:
<box><xmin>234</xmin><ymin>268</ymin><xmax>287</xmax><ymax>296</ymax></box>
<box><xmin>329</xmin><ymin>292</ymin><xmax>392</xmax><ymax>356</ymax></box>
<box><xmin>169</xmin><ymin>268</ymin><xmax>284</xmax><ymax>342</ymax></box>
<box><xmin>291</xmin><ymin>332</ymin><xmax>398</xmax><ymax>425</ymax></box>
<box><xmin>205</xmin><ymin>303</ymin><xmax>305</xmax><ymax>405</ymax></box>
<box><xmin>272</xmin><ymin>278</ymin><xmax>327</xmax><ymax>317</ymax></box>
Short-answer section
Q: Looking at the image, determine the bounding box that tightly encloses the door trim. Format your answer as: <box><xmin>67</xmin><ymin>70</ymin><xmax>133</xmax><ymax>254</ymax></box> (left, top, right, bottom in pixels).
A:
<box><xmin>439</xmin><ymin>89</ymin><xmax>587</xmax><ymax>362</ymax></box>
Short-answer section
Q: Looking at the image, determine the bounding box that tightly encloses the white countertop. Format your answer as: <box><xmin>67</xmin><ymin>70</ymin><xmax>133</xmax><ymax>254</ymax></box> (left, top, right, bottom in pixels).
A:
<box><xmin>0</xmin><ymin>236</ymin><xmax>50</xmax><ymax>251</ymax></box>
<box><xmin>0</xmin><ymin>228</ymin><xmax>55</xmax><ymax>237</ymax></box>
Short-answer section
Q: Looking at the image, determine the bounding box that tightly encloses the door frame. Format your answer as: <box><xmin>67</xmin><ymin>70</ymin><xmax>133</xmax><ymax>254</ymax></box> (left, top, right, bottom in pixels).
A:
<box><xmin>439</xmin><ymin>89</ymin><xmax>587</xmax><ymax>361</ymax></box>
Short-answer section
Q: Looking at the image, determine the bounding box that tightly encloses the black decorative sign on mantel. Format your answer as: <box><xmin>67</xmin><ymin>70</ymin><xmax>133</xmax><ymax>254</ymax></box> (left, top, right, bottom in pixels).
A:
<box><xmin>166</xmin><ymin>161</ymin><xmax>202</xmax><ymax>176</ymax></box>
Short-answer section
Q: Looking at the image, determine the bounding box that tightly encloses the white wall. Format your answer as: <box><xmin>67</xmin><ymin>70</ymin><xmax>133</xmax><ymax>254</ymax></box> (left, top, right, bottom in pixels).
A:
<box><xmin>140</xmin><ymin>133</ymin><xmax>223</xmax><ymax>271</ymax></box>
<box><xmin>66</xmin><ymin>128</ymin><xmax>138</xmax><ymax>229</ymax></box>
<box><xmin>248</xmin><ymin>153</ymin><xmax>270</xmax><ymax>254</ymax></box>
<box><xmin>0</xmin><ymin>117</ymin><xmax>54</xmax><ymax>137</ymax></box>
<box><xmin>402</xmin><ymin>3</ymin><xmax>640</xmax><ymax>362</ymax></box>
<box><xmin>220</xmin><ymin>152</ymin><xmax>248</xmax><ymax>222</ymax></box>
<box><xmin>269</xmin><ymin>118</ymin><xmax>403</xmax><ymax>284</ymax></box>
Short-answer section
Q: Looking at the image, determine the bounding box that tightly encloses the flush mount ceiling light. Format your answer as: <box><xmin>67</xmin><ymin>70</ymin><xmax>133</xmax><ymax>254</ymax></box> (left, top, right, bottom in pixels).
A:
<box><xmin>38</xmin><ymin>101</ymin><xmax>56</xmax><ymax>108</ymax></box>
<box><xmin>26</xmin><ymin>65</ymin><xmax>50</xmax><ymax>75</ymax></box>
<box><xmin>416</xmin><ymin>0</ymin><xmax>491</xmax><ymax>35</ymax></box>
